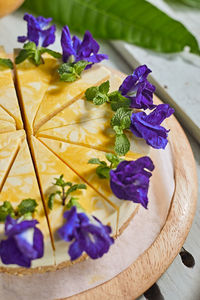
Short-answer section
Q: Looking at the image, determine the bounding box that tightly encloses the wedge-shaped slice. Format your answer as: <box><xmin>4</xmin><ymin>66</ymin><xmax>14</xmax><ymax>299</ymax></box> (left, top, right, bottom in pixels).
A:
<box><xmin>39</xmin><ymin>137</ymin><xmax>139</xmax><ymax>237</ymax></box>
<box><xmin>0</xmin><ymin>138</ymin><xmax>55</xmax><ymax>268</ymax></box>
<box><xmin>0</xmin><ymin>106</ymin><xmax>16</xmax><ymax>124</ymax></box>
<box><xmin>0</xmin><ymin>46</ymin><xmax>23</xmax><ymax>129</ymax></box>
<box><xmin>30</xmin><ymin>136</ymin><xmax>117</xmax><ymax>265</ymax></box>
<box><xmin>0</xmin><ymin>105</ymin><xmax>16</xmax><ymax>133</ymax></box>
<box><xmin>37</xmin><ymin>74</ymin><xmax>121</xmax><ymax>133</ymax></box>
<box><xmin>0</xmin><ymin>130</ymin><xmax>25</xmax><ymax>190</ymax></box>
<box><xmin>33</xmin><ymin>65</ymin><xmax>111</xmax><ymax>133</ymax></box>
<box><xmin>14</xmin><ymin>50</ymin><xmax>58</xmax><ymax>134</ymax></box>
<box><xmin>37</xmin><ymin>117</ymin><xmax>149</xmax><ymax>159</ymax></box>
<box><xmin>0</xmin><ymin>120</ymin><xmax>16</xmax><ymax>133</ymax></box>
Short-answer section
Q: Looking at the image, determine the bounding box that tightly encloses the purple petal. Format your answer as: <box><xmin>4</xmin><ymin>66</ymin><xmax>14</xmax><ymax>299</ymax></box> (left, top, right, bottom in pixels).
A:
<box><xmin>110</xmin><ymin>157</ymin><xmax>154</xmax><ymax>208</ymax></box>
<box><xmin>36</xmin><ymin>16</ymin><xmax>52</xmax><ymax>28</ymax></box>
<box><xmin>119</xmin><ymin>65</ymin><xmax>155</xmax><ymax>110</ymax></box>
<box><xmin>78</xmin><ymin>30</ymin><xmax>99</xmax><ymax>58</ymax></box>
<box><xmin>5</xmin><ymin>217</ymin><xmax>38</xmax><ymax>237</ymax></box>
<box><xmin>18</xmin><ymin>13</ymin><xmax>55</xmax><ymax>47</ymax></box>
<box><xmin>40</xmin><ymin>24</ymin><xmax>56</xmax><ymax>47</ymax></box>
<box><xmin>57</xmin><ymin>206</ymin><xmax>79</xmax><ymax>241</ymax></box>
<box><xmin>18</xmin><ymin>36</ymin><xmax>28</xmax><ymax>43</ymax></box>
<box><xmin>0</xmin><ymin>238</ymin><xmax>31</xmax><ymax>267</ymax></box>
<box><xmin>68</xmin><ymin>239</ymin><xmax>83</xmax><ymax>260</ymax></box>
<box><xmin>15</xmin><ymin>230</ymin><xmax>38</xmax><ymax>260</ymax></box>
<box><xmin>33</xmin><ymin>227</ymin><xmax>44</xmax><ymax>258</ymax></box>
<box><xmin>58</xmin><ymin>206</ymin><xmax>114</xmax><ymax>260</ymax></box>
<box><xmin>84</xmin><ymin>53</ymin><xmax>109</xmax><ymax>69</ymax></box>
<box><xmin>61</xmin><ymin>26</ymin><xmax>76</xmax><ymax>62</ymax></box>
<box><xmin>130</xmin><ymin>108</ymin><xmax>172</xmax><ymax>149</ymax></box>
<box><xmin>72</xmin><ymin>35</ymin><xmax>81</xmax><ymax>52</ymax></box>
<box><xmin>145</xmin><ymin>104</ymin><xmax>174</xmax><ymax>125</ymax></box>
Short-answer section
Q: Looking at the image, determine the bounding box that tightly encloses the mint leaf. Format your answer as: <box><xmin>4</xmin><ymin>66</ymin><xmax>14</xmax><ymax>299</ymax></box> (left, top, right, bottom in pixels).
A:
<box><xmin>105</xmin><ymin>153</ymin><xmax>123</xmax><ymax>168</ymax></box>
<box><xmin>74</xmin><ymin>60</ymin><xmax>91</xmax><ymax>74</ymax></box>
<box><xmin>17</xmin><ymin>199</ymin><xmax>38</xmax><ymax>216</ymax></box>
<box><xmin>15</xmin><ymin>49</ymin><xmax>31</xmax><ymax>64</ymax></box>
<box><xmin>0</xmin><ymin>201</ymin><xmax>15</xmax><ymax>222</ymax></box>
<box><xmin>58</xmin><ymin>60</ymin><xmax>91</xmax><ymax>82</ymax></box>
<box><xmin>66</xmin><ymin>196</ymin><xmax>83</xmax><ymax>210</ymax></box>
<box><xmin>48</xmin><ymin>191</ymin><xmax>61</xmax><ymax>210</ymax></box>
<box><xmin>24</xmin><ymin>0</ymin><xmax>200</xmax><ymax>55</ymax></box>
<box><xmin>88</xmin><ymin>158</ymin><xmax>104</xmax><ymax>165</ymax></box>
<box><xmin>15</xmin><ymin>42</ymin><xmax>61</xmax><ymax>66</ymax></box>
<box><xmin>111</xmin><ymin>107</ymin><xmax>131</xmax><ymax>130</ymax></box>
<box><xmin>0</xmin><ymin>58</ymin><xmax>14</xmax><ymax>69</ymax></box>
<box><xmin>113</xmin><ymin>125</ymin><xmax>123</xmax><ymax>135</ymax></box>
<box><xmin>96</xmin><ymin>165</ymin><xmax>110</xmax><ymax>179</ymax></box>
<box><xmin>109</xmin><ymin>91</ymin><xmax>131</xmax><ymax>111</ymax></box>
<box><xmin>115</xmin><ymin>134</ymin><xmax>130</xmax><ymax>156</ymax></box>
<box><xmin>40</xmin><ymin>48</ymin><xmax>62</xmax><ymax>59</ymax></box>
<box><xmin>58</xmin><ymin>63</ymin><xmax>77</xmax><ymax>81</ymax></box>
<box><xmin>24</xmin><ymin>41</ymin><xmax>36</xmax><ymax>51</ymax></box>
<box><xmin>85</xmin><ymin>80</ymin><xmax>109</xmax><ymax>105</ymax></box>
<box><xmin>93</xmin><ymin>93</ymin><xmax>108</xmax><ymax>105</ymax></box>
<box><xmin>85</xmin><ymin>86</ymin><xmax>99</xmax><ymax>101</ymax></box>
<box><xmin>99</xmin><ymin>80</ymin><xmax>110</xmax><ymax>94</ymax></box>
<box><xmin>53</xmin><ymin>174</ymin><xmax>66</xmax><ymax>187</ymax></box>
<box><xmin>66</xmin><ymin>183</ymin><xmax>87</xmax><ymax>197</ymax></box>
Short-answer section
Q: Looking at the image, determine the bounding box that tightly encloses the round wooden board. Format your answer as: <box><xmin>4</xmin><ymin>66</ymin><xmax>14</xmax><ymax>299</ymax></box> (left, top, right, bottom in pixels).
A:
<box><xmin>63</xmin><ymin>71</ymin><xmax>198</xmax><ymax>300</ymax></box>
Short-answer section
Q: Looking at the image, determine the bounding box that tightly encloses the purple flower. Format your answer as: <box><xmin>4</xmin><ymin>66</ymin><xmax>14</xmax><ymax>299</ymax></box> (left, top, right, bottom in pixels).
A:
<box><xmin>110</xmin><ymin>157</ymin><xmax>154</xmax><ymax>209</ymax></box>
<box><xmin>130</xmin><ymin>104</ymin><xmax>174</xmax><ymax>149</ymax></box>
<box><xmin>61</xmin><ymin>26</ymin><xmax>108</xmax><ymax>68</ymax></box>
<box><xmin>119</xmin><ymin>65</ymin><xmax>156</xmax><ymax>110</ymax></box>
<box><xmin>57</xmin><ymin>206</ymin><xmax>114</xmax><ymax>260</ymax></box>
<box><xmin>18</xmin><ymin>13</ymin><xmax>56</xmax><ymax>47</ymax></box>
<box><xmin>0</xmin><ymin>216</ymin><xmax>44</xmax><ymax>268</ymax></box>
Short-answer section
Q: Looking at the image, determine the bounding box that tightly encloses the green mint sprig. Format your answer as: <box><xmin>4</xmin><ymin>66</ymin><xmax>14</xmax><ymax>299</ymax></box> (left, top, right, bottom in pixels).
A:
<box><xmin>85</xmin><ymin>81</ymin><xmax>133</xmax><ymax>156</ymax></box>
<box><xmin>15</xmin><ymin>41</ymin><xmax>62</xmax><ymax>66</ymax></box>
<box><xmin>0</xmin><ymin>199</ymin><xmax>38</xmax><ymax>222</ymax></box>
<box><xmin>85</xmin><ymin>82</ymin><xmax>130</xmax><ymax>110</ymax></box>
<box><xmin>88</xmin><ymin>153</ymin><xmax>123</xmax><ymax>179</ymax></box>
<box><xmin>111</xmin><ymin>107</ymin><xmax>131</xmax><ymax>156</ymax></box>
<box><xmin>0</xmin><ymin>58</ymin><xmax>14</xmax><ymax>69</ymax></box>
<box><xmin>85</xmin><ymin>80</ymin><xmax>110</xmax><ymax>105</ymax></box>
<box><xmin>58</xmin><ymin>60</ymin><xmax>91</xmax><ymax>82</ymax></box>
<box><xmin>48</xmin><ymin>174</ymin><xmax>87</xmax><ymax>209</ymax></box>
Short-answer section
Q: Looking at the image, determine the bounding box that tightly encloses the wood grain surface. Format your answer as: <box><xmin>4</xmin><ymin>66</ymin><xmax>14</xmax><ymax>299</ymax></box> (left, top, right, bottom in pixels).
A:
<box><xmin>61</xmin><ymin>80</ymin><xmax>198</xmax><ymax>300</ymax></box>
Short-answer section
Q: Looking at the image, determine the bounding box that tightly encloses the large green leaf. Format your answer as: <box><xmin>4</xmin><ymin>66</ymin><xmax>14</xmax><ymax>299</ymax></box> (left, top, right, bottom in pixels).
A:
<box><xmin>22</xmin><ymin>0</ymin><xmax>200</xmax><ymax>55</ymax></box>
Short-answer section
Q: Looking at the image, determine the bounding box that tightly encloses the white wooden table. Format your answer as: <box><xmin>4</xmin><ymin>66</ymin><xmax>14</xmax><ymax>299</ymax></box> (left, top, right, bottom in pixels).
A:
<box><xmin>0</xmin><ymin>10</ymin><xmax>200</xmax><ymax>300</ymax></box>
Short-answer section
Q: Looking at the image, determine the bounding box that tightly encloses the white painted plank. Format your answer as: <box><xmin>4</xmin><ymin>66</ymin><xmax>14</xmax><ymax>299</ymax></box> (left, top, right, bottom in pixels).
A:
<box><xmin>112</xmin><ymin>0</ymin><xmax>200</xmax><ymax>143</ymax></box>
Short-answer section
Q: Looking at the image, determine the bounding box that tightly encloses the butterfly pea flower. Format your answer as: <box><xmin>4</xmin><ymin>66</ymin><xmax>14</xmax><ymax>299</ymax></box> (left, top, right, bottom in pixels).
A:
<box><xmin>130</xmin><ymin>104</ymin><xmax>174</xmax><ymax>149</ymax></box>
<box><xmin>119</xmin><ymin>65</ymin><xmax>156</xmax><ymax>110</ymax></box>
<box><xmin>61</xmin><ymin>26</ymin><xmax>108</xmax><ymax>69</ymax></box>
<box><xmin>0</xmin><ymin>216</ymin><xmax>44</xmax><ymax>268</ymax></box>
<box><xmin>18</xmin><ymin>13</ymin><xmax>56</xmax><ymax>47</ymax></box>
<box><xmin>110</xmin><ymin>156</ymin><xmax>154</xmax><ymax>209</ymax></box>
<box><xmin>57</xmin><ymin>206</ymin><xmax>114</xmax><ymax>260</ymax></box>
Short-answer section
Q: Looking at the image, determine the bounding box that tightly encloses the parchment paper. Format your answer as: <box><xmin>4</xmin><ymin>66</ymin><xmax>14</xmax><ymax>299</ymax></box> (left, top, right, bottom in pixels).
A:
<box><xmin>0</xmin><ymin>143</ymin><xmax>174</xmax><ymax>300</ymax></box>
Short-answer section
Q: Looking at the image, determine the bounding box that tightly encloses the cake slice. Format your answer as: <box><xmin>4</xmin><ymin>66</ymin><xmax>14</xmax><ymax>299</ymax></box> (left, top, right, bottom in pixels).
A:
<box><xmin>0</xmin><ymin>130</ymin><xmax>25</xmax><ymax>190</ymax></box>
<box><xmin>0</xmin><ymin>105</ymin><xmax>16</xmax><ymax>133</ymax></box>
<box><xmin>37</xmin><ymin>117</ymin><xmax>149</xmax><ymax>159</ymax></box>
<box><xmin>30</xmin><ymin>136</ymin><xmax>117</xmax><ymax>265</ymax></box>
<box><xmin>36</xmin><ymin>74</ymin><xmax>121</xmax><ymax>133</ymax></box>
<box><xmin>0</xmin><ymin>46</ymin><xmax>23</xmax><ymax>129</ymax></box>
<box><xmin>0</xmin><ymin>106</ymin><xmax>16</xmax><ymax>124</ymax></box>
<box><xmin>0</xmin><ymin>138</ymin><xmax>55</xmax><ymax>268</ymax></box>
<box><xmin>14</xmin><ymin>51</ymin><xmax>58</xmax><ymax>135</ymax></box>
<box><xmin>38</xmin><ymin>137</ymin><xmax>139</xmax><ymax>236</ymax></box>
<box><xmin>33</xmin><ymin>65</ymin><xmax>111</xmax><ymax>133</ymax></box>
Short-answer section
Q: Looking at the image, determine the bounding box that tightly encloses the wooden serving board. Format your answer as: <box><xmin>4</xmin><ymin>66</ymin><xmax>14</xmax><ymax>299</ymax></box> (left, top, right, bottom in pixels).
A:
<box><xmin>63</xmin><ymin>70</ymin><xmax>198</xmax><ymax>300</ymax></box>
